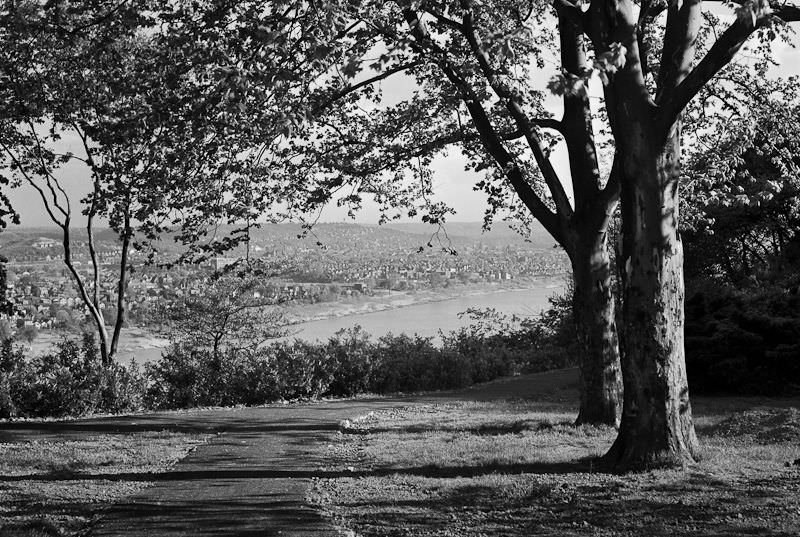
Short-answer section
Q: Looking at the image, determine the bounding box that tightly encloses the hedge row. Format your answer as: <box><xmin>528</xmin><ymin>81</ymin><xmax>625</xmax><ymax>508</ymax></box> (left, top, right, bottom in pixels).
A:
<box><xmin>0</xmin><ymin>317</ymin><xmax>574</xmax><ymax>418</ymax></box>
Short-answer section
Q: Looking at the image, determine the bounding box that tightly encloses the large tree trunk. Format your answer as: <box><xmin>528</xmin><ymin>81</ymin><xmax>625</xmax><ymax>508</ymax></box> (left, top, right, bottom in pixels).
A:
<box><xmin>605</xmin><ymin>125</ymin><xmax>699</xmax><ymax>471</ymax></box>
<box><xmin>571</xmin><ymin>234</ymin><xmax>622</xmax><ymax>427</ymax></box>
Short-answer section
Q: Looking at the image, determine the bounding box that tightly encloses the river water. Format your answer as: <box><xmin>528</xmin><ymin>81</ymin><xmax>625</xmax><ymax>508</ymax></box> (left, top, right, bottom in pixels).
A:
<box><xmin>114</xmin><ymin>279</ymin><xmax>565</xmax><ymax>363</ymax></box>
<box><xmin>285</xmin><ymin>281</ymin><xmax>565</xmax><ymax>343</ymax></box>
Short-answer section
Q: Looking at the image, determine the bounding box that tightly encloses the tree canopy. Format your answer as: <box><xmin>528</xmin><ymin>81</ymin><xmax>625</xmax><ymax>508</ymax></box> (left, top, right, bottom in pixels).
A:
<box><xmin>683</xmin><ymin>76</ymin><xmax>800</xmax><ymax>284</ymax></box>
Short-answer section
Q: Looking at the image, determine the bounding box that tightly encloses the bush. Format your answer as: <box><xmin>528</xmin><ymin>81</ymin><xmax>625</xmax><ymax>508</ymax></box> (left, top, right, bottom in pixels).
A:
<box><xmin>3</xmin><ymin>294</ymin><xmax>577</xmax><ymax>416</ymax></box>
<box><xmin>145</xmin><ymin>343</ymin><xmax>234</xmax><ymax>409</ymax></box>
<box><xmin>1</xmin><ymin>334</ymin><xmax>145</xmax><ymax>418</ymax></box>
<box><xmin>144</xmin><ymin>316</ymin><xmax>558</xmax><ymax>410</ymax></box>
<box><xmin>0</xmin><ymin>338</ymin><xmax>25</xmax><ymax>418</ymax></box>
<box><xmin>443</xmin><ymin>295</ymin><xmax>579</xmax><ymax>378</ymax></box>
<box><xmin>268</xmin><ymin>340</ymin><xmax>333</xmax><ymax>400</ymax></box>
<box><xmin>685</xmin><ymin>281</ymin><xmax>800</xmax><ymax>394</ymax></box>
<box><xmin>324</xmin><ymin>327</ymin><xmax>379</xmax><ymax>397</ymax></box>
<box><xmin>372</xmin><ymin>334</ymin><xmax>471</xmax><ymax>393</ymax></box>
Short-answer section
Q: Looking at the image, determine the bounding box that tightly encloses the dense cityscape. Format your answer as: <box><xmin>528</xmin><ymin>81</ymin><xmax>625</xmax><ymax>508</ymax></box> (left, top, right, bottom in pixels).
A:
<box><xmin>0</xmin><ymin>223</ymin><xmax>569</xmax><ymax>334</ymax></box>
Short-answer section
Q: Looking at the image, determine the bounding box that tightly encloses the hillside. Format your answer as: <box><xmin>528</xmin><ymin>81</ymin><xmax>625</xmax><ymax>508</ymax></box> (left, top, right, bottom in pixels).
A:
<box><xmin>378</xmin><ymin>221</ymin><xmax>556</xmax><ymax>249</ymax></box>
<box><xmin>0</xmin><ymin>222</ymin><xmax>559</xmax><ymax>260</ymax></box>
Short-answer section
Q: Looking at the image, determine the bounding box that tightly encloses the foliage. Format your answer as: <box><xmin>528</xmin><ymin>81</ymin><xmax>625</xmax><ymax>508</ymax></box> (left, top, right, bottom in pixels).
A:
<box><xmin>2</xmin><ymin>284</ymin><xmax>581</xmax><ymax>418</ymax></box>
<box><xmin>139</xmin><ymin>303</ymin><xmax>578</xmax><ymax>410</ymax></box>
<box><xmin>0</xmin><ymin>1</ymin><xmax>281</xmax><ymax>363</ymax></box>
<box><xmin>447</xmin><ymin>288</ymin><xmax>579</xmax><ymax>377</ymax></box>
<box><xmin>145</xmin><ymin>329</ymin><xmax>470</xmax><ymax>409</ymax></box>
<box><xmin>0</xmin><ymin>337</ymin><xmax>25</xmax><ymax>418</ymax></box>
<box><xmin>242</xmin><ymin>0</ymin><xmax>596</xmax><ymax>249</ymax></box>
<box><xmin>0</xmin><ymin>334</ymin><xmax>144</xmax><ymax>418</ymax></box>
<box><xmin>20</xmin><ymin>276</ymin><xmax>800</xmax><ymax>416</ymax></box>
<box><xmin>0</xmin><ymin>318</ymin><xmax>12</xmax><ymax>340</ymax></box>
<box><xmin>680</xmin><ymin>77</ymin><xmax>800</xmax><ymax>395</ymax></box>
<box><xmin>685</xmin><ymin>281</ymin><xmax>800</xmax><ymax>395</ymax></box>
<box><xmin>18</xmin><ymin>324</ymin><xmax>37</xmax><ymax>344</ymax></box>
<box><xmin>683</xmin><ymin>80</ymin><xmax>800</xmax><ymax>287</ymax></box>
<box><xmin>154</xmin><ymin>274</ymin><xmax>287</xmax><ymax>361</ymax></box>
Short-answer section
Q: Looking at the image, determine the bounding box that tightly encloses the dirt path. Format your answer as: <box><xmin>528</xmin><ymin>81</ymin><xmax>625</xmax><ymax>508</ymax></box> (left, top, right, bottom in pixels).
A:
<box><xmin>2</xmin><ymin>369</ymin><xmax>578</xmax><ymax>537</ymax></box>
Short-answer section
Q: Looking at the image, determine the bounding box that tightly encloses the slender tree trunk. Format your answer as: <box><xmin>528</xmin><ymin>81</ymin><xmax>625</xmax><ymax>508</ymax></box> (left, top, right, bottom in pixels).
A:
<box><xmin>62</xmin><ymin>225</ymin><xmax>111</xmax><ymax>365</ymax></box>
<box><xmin>571</xmin><ymin>234</ymin><xmax>623</xmax><ymax>427</ymax></box>
<box><xmin>86</xmin><ymin>207</ymin><xmax>111</xmax><ymax>365</ymax></box>
<box><xmin>605</xmin><ymin>125</ymin><xmax>699</xmax><ymax>471</ymax></box>
<box><xmin>109</xmin><ymin>210</ymin><xmax>132</xmax><ymax>360</ymax></box>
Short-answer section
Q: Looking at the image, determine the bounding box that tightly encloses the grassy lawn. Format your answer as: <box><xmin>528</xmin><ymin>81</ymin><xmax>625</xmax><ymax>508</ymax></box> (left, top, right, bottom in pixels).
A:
<box><xmin>310</xmin><ymin>398</ymin><xmax>800</xmax><ymax>536</ymax></box>
<box><xmin>0</xmin><ymin>431</ymin><xmax>209</xmax><ymax>536</ymax></box>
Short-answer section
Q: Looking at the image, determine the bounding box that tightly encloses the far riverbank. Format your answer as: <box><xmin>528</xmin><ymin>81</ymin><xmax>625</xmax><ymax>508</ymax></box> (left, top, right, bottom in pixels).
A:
<box><xmin>281</xmin><ymin>275</ymin><xmax>567</xmax><ymax>325</ymax></box>
<box><xmin>284</xmin><ymin>278</ymin><xmax>565</xmax><ymax>343</ymax></box>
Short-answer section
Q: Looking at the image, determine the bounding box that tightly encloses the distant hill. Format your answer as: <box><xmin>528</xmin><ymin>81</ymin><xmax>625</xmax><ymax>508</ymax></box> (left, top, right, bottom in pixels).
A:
<box><xmin>0</xmin><ymin>221</ymin><xmax>559</xmax><ymax>260</ymax></box>
<box><xmin>378</xmin><ymin>221</ymin><xmax>556</xmax><ymax>249</ymax></box>
<box><xmin>0</xmin><ymin>227</ymin><xmax>122</xmax><ymax>258</ymax></box>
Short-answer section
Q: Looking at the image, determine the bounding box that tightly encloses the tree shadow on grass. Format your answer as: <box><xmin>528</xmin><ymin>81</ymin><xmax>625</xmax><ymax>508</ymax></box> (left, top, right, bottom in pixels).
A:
<box><xmin>0</xmin><ymin>418</ymin><xmax>342</xmax><ymax>436</ymax></box>
<box><xmin>345</xmin><ymin>419</ymin><xmax>581</xmax><ymax>436</ymax></box>
<box><xmin>0</xmin><ymin>458</ymin><xmax>594</xmax><ymax>484</ymax></box>
<box><xmin>0</xmin><ymin>396</ymin><xmax>420</xmax><ymax>443</ymax></box>
<box><xmin>329</xmin><ymin>470</ymin><xmax>800</xmax><ymax>537</ymax></box>
<box><xmin>1</xmin><ymin>496</ymin><xmax>333</xmax><ymax>537</ymax></box>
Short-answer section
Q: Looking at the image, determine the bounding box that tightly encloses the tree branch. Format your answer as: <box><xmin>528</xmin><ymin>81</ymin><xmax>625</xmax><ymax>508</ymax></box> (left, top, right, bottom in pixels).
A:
<box><xmin>598</xmin><ymin>152</ymin><xmax>621</xmax><ymax>233</ymax></box>
<box><xmin>313</xmin><ymin>60</ymin><xmax>422</xmax><ymax>113</ymax></box>
<box><xmin>655</xmin><ymin>0</ymin><xmax>702</xmax><ymax>103</ymax></box>
<box><xmin>658</xmin><ymin>1</ymin><xmax>798</xmax><ymax>129</ymax></box>
<box><xmin>423</xmin><ymin>7</ymin><xmax>464</xmax><ymax>30</ymax></box>
<box><xmin>0</xmin><ymin>140</ymin><xmax>65</xmax><ymax>227</ymax></box>
<box><xmin>401</xmin><ymin>8</ymin><xmax>566</xmax><ymax>245</ymax></box>
<box><xmin>555</xmin><ymin>1</ymin><xmax>602</xmax><ymax>211</ymax></box>
<box><xmin>459</xmin><ymin>0</ymin><xmax>574</xmax><ymax>219</ymax></box>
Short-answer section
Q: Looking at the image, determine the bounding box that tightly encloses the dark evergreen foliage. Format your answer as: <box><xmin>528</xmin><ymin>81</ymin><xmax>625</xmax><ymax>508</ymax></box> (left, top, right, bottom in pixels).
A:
<box><xmin>685</xmin><ymin>283</ymin><xmax>800</xmax><ymax>395</ymax></box>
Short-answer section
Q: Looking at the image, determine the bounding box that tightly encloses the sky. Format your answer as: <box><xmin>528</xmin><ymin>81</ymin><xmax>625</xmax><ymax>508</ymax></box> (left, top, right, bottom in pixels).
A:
<box><xmin>4</xmin><ymin>4</ymin><xmax>800</xmax><ymax>229</ymax></box>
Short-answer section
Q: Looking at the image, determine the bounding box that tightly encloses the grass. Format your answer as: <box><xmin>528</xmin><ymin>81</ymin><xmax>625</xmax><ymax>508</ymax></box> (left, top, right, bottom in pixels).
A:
<box><xmin>0</xmin><ymin>431</ymin><xmax>209</xmax><ymax>536</ymax></box>
<box><xmin>310</xmin><ymin>397</ymin><xmax>800</xmax><ymax>536</ymax></box>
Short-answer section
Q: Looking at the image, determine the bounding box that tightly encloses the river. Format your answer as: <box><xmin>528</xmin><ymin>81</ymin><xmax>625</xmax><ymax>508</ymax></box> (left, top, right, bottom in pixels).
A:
<box><xmin>284</xmin><ymin>282</ymin><xmax>564</xmax><ymax>343</ymax></box>
<box><xmin>104</xmin><ymin>279</ymin><xmax>566</xmax><ymax>364</ymax></box>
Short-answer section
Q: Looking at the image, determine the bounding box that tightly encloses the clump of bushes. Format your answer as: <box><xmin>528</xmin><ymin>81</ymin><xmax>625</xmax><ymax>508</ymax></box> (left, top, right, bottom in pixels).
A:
<box><xmin>144</xmin><ymin>326</ymin><xmax>523</xmax><ymax>410</ymax></box>
<box><xmin>0</xmin><ymin>294</ymin><xmax>577</xmax><ymax>417</ymax></box>
<box><xmin>0</xmin><ymin>334</ymin><xmax>145</xmax><ymax>418</ymax></box>
<box><xmin>685</xmin><ymin>280</ymin><xmax>800</xmax><ymax>395</ymax></box>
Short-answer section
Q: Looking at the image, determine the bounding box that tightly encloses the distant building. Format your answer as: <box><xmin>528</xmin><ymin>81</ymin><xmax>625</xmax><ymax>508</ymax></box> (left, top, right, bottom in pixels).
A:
<box><xmin>32</xmin><ymin>237</ymin><xmax>59</xmax><ymax>249</ymax></box>
<box><xmin>205</xmin><ymin>257</ymin><xmax>237</xmax><ymax>270</ymax></box>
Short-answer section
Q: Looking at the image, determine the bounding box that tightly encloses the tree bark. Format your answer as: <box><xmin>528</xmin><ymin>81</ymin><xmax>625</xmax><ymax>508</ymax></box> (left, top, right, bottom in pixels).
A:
<box><xmin>401</xmin><ymin>6</ymin><xmax>622</xmax><ymax>427</ymax></box>
<box><xmin>62</xmin><ymin>224</ymin><xmax>111</xmax><ymax>366</ymax></box>
<box><xmin>605</xmin><ymin>125</ymin><xmax>699</xmax><ymax>470</ymax></box>
<box><xmin>109</xmin><ymin>209</ymin><xmax>132</xmax><ymax>361</ymax></box>
<box><xmin>571</xmin><ymin>234</ymin><xmax>623</xmax><ymax>427</ymax></box>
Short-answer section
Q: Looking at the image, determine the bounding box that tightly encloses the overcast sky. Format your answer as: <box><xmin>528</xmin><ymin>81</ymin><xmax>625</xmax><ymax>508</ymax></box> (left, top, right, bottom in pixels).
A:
<box><xmin>5</xmin><ymin>5</ymin><xmax>800</xmax><ymax>228</ymax></box>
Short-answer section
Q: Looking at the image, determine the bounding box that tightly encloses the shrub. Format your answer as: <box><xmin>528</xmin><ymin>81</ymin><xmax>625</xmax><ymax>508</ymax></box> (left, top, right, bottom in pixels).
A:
<box><xmin>685</xmin><ymin>281</ymin><xmax>800</xmax><ymax>394</ymax></box>
<box><xmin>2</xmin><ymin>334</ymin><xmax>145</xmax><ymax>418</ymax></box>
<box><xmin>269</xmin><ymin>340</ymin><xmax>335</xmax><ymax>400</ymax></box>
<box><xmin>3</xmin><ymin>291</ymin><xmax>578</xmax><ymax>416</ymax></box>
<box><xmin>443</xmin><ymin>294</ymin><xmax>579</xmax><ymax>378</ymax></box>
<box><xmin>145</xmin><ymin>343</ymin><xmax>222</xmax><ymax>409</ymax></box>
<box><xmin>0</xmin><ymin>338</ymin><xmax>25</xmax><ymax>418</ymax></box>
<box><xmin>324</xmin><ymin>327</ymin><xmax>378</xmax><ymax>397</ymax></box>
<box><xmin>372</xmin><ymin>334</ymin><xmax>471</xmax><ymax>392</ymax></box>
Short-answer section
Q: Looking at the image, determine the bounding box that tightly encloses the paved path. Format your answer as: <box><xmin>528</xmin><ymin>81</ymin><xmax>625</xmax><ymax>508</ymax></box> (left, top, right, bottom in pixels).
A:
<box><xmin>1</xmin><ymin>369</ymin><xmax>578</xmax><ymax>537</ymax></box>
<box><xmin>91</xmin><ymin>400</ymin><xmax>412</xmax><ymax>537</ymax></box>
